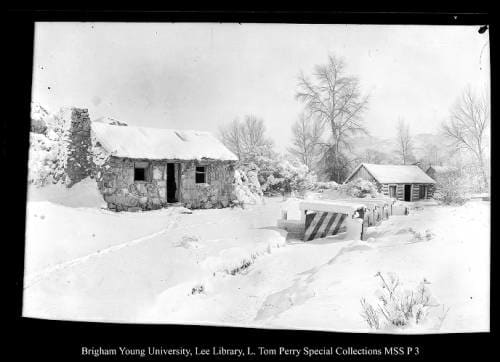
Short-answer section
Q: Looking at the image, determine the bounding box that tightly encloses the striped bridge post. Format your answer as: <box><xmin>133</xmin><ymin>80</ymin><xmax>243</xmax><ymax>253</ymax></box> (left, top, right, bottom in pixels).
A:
<box><xmin>303</xmin><ymin>212</ymin><xmax>347</xmax><ymax>241</ymax></box>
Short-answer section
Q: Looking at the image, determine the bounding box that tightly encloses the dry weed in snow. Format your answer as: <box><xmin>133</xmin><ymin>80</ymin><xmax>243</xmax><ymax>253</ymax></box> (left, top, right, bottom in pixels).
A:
<box><xmin>361</xmin><ymin>272</ymin><xmax>449</xmax><ymax>332</ymax></box>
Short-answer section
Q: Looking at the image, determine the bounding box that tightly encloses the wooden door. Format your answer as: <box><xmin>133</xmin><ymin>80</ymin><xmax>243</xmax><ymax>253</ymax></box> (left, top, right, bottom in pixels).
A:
<box><xmin>166</xmin><ymin>163</ymin><xmax>177</xmax><ymax>203</ymax></box>
<box><xmin>404</xmin><ymin>184</ymin><xmax>412</xmax><ymax>201</ymax></box>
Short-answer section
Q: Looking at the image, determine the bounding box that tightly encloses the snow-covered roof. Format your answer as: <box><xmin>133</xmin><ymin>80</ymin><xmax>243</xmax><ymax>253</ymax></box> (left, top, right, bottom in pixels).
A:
<box><xmin>91</xmin><ymin>122</ymin><xmax>238</xmax><ymax>161</ymax></box>
<box><xmin>299</xmin><ymin>200</ymin><xmax>366</xmax><ymax>214</ymax></box>
<box><xmin>348</xmin><ymin>163</ymin><xmax>436</xmax><ymax>184</ymax></box>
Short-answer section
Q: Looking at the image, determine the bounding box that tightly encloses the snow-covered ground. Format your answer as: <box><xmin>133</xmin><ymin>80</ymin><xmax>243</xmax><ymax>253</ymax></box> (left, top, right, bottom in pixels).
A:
<box><xmin>23</xmin><ymin>185</ymin><xmax>489</xmax><ymax>333</ymax></box>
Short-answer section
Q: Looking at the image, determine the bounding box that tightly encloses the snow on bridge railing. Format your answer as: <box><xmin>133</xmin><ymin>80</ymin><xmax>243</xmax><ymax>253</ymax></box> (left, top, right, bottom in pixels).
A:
<box><xmin>299</xmin><ymin>200</ymin><xmax>367</xmax><ymax>242</ymax></box>
<box><xmin>277</xmin><ymin>197</ymin><xmax>408</xmax><ymax>243</ymax></box>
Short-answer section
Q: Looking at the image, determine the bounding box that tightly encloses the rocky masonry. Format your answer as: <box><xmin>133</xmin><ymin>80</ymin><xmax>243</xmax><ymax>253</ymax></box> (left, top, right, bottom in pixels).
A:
<box><xmin>181</xmin><ymin>161</ymin><xmax>235</xmax><ymax>209</ymax></box>
<box><xmin>30</xmin><ymin>105</ymin><xmax>241</xmax><ymax>212</ymax></box>
<box><xmin>66</xmin><ymin>108</ymin><xmax>93</xmax><ymax>186</ymax></box>
<box><xmin>95</xmin><ymin>158</ymin><xmax>169</xmax><ymax>212</ymax></box>
<box><xmin>94</xmin><ymin>158</ymin><xmax>236</xmax><ymax>211</ymax></box>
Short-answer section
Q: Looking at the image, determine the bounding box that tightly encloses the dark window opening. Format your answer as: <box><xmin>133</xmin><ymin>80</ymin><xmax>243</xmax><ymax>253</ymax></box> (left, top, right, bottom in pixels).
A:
<box><xmin>419</xmin><ymin>185</ymin><xmax>427</xmax><ymax>199</ymax></box>
<box><xmin>134</xmin><ymin>167</ymin><xmax>146</xmax><ymax>181</ymax></box>
<box><xmin>195</xmin><ymin>166</ymin><xmax>206</xmax><ymax>184</ymax></box>
<box><xmin>134</xmin><ymin>162</ymin><xmax>150</xmax><ymax>182</ymax></box>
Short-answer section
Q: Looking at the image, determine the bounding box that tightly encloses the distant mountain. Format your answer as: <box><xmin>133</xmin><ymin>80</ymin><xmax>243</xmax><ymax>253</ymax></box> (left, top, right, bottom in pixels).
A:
<box><xmin>348</xmin><ymin>132</ymin><xmax>453</xmax><ymax>166</ymax></box>
<box><xmin>349</xmin><ymin>136</ymin><xmax>395</xmax><ymax>155</ymax></box>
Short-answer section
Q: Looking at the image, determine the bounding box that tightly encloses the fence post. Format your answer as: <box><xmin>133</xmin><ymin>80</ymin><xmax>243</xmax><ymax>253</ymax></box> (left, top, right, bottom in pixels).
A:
<box><xmin>281</xmin><ymin>209</ymin><xmax>288</xmax><ymax>220</ymax></box>
<box><xmin>345</xmin><ymin>216</ymin><xmax>364</xmax><ymax>240</ymax></box>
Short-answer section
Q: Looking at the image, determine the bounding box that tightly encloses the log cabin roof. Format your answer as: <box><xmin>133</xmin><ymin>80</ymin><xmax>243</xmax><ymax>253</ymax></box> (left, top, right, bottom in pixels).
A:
<box><xmin>426</xmin><ymin>165</ymin><xmax>459</xmax><ymax>174</ymax></box>
<box><xmin>346</xmin><ymin>163</ymin><xmax>436</xmax><ymax>184</ymax></box>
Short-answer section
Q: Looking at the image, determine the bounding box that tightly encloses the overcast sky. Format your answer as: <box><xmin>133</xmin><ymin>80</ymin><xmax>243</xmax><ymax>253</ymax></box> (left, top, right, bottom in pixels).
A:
<box><xmin>32</xmin><ymin>23</ymin><xmax>490</xmax><ymax>152</ymax></box>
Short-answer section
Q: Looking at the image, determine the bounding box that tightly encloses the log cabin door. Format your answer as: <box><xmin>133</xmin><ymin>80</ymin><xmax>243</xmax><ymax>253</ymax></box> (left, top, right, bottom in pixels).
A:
<box><xmin>166</xmin><ymin>163</ymin><xmax>179</xmax><ymax>203</ymax></box>
<box><xmin>404</xmin><ymin>184</ymin><xmax>412</xmax><ymax>201</ymax></box>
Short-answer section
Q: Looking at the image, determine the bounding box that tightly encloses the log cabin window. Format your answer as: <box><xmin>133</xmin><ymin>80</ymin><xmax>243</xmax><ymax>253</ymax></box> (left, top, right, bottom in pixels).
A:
<box><xmin>195</xmin><ymin>166</ymin><xmax>206</xmax><ymax>183</ymax></box>
<box><xmin>419</xmin><ymin>185</ymin><xmax>427</xmax><ymax>199</ymax></box>
<box><xmin>134</xmin><ymin>162</ymin><xmax>150</xmax><ymax>182</ymax></box>
<box><xmin>389</xmin><ymin>185</ymin><xmax>397</xmax><ymax>198</ymax></box>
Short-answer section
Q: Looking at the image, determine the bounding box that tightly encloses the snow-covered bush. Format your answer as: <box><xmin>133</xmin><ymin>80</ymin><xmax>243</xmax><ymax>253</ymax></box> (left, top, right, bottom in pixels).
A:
<box><xmin>339</xmin><ymin>178</ymin><xmax>379</xmax><ymax>198</ymax></box>
<box><xmin>27</xmin><ymin>105</ymin><xmax>80</xmax><ymax>187</ymax></box>
<box><xmin>234</xmin><ymin>156</ymin><xmax>317</xmax><ymax>199</ymax></box>
<box><xmin>259</xmin><ymin>158</ymin><xmax>316</xmax><ymax>196</ymax></box>
<box><xmin>433</xmin><ymin>173</ymin><xmax>470</xmax><ymax>205</ymax></box>
<box><xmin>360</xmin><ymin>272</ymin><xmax>447</xmax><ymax>331</ymax></box>
<box><xmin>312</xmin><ymin>181</ymin><xmax>339</xmax><ymax>191</ymax></box>
<box><xmin>460</xmin><ymin>165</ymin><xmax>489</xmax><ymax>194</ymax></box>
<box><xmin>28</xmin><ymin>129</ymin><xmax>68</xmax><ymax>186</ymax></box>
<box><xmin>232</xmin><ymin>164</ymin><xmax>264</xmax><ymax>206</ymax></box>
<box><xmin>31</xmin><ymin>102</ymin><xmax>49</xmax><ymax>134</ymax></box>
<box><xmin>236</xmin><ymin>162</ymin><xmax>263</xmax><ymax>195</ymax></box>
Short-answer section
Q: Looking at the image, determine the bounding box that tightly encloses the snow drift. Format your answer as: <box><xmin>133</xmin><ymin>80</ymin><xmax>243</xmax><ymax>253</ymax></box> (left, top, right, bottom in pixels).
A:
<box><xmin>27</xmin><ymin>177</ymin><xmax>106</xmax><ymax>208</ymax></box>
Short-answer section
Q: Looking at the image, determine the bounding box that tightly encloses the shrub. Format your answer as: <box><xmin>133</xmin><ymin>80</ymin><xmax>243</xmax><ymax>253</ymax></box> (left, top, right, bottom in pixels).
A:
<box><xmin>235</xmin><ymin>156</ymin><xmax>317</xmax><ymax>198</ymax></box>
<box><xmin>360</xmin><ymin>272</ymin><xmax>448</xmax><ymax>331</ymax></box>
<box><xmin>191</xmin><ymin>284</ymin><xmax>205</xmax><ymax>295</ymax></box>
<box><xmin>313</xmin><ymin>181</ymin><xmax>339</xmax><ymax>191</ymax></box>
<box><xmin>433</xmin><ymin>173</ymin><xmax>470</xmax><ymax>205</ymax></box>
<box><xmin>259</xmin><ymin>158</ymin><xmax>316</xmax><ymax>196</ymax></box>
<box><xmin>232</xmin><ymin>165</ymin><xmax>264</xmax><ymax>206</ymax></box>
<box><xmin>339</xmin><ymin>178</ymin><xmax>379</xmax><ymax>198</ymax></box>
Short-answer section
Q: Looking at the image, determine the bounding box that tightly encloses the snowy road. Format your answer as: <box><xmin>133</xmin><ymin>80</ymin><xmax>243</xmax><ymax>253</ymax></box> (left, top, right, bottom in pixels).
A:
<box><xmin>23</xmin><ymin>198</ymin><xmax>489</xmax><ymax>333</ymax></box>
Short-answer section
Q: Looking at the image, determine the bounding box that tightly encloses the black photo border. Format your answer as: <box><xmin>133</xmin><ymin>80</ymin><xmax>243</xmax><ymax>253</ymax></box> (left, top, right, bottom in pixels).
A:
<box><xmin>6</xmin><ymin>7</ymin><xmax>496</xmax><ymax>361</ymax></box>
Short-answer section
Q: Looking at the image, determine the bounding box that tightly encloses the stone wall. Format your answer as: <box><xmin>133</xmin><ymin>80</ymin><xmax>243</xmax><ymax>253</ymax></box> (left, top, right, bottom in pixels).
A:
<box><xmin>180</xmin><ymin>161</ymin><xmax>236</xmax><ymax>209</ymax></box>
<box><xmin>93</xmin><ymin>157</ymin><xmax>236</xmax><ymax>211</ymax></box>
<box><xmin>36</xmin><ymin>106</ymin><xmax>237</xmax><ymax>211</ymax></box>
<box><xmin>94</xmin><ymin>157</ymin><xmax>168</xmax><ymax>211</ymax></box>
<box><xmin>66</xmin><ymin>108</ymin><xmax>93</xmax><ymax>186</ymax></box>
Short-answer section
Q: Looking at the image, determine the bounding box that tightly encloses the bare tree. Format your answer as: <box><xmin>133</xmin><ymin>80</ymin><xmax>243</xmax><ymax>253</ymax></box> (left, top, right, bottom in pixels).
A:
<box><xmin>218</xmin><ymin>119</ymin><xmax>244</xmax><ymax>159</ymax></box>
<box><xmin>361</xmin><ymin>148</ymin><xmax>389</xmax><ymax>164</ymax></box>
<box><xmin>418</xmin><ymin>143</ymin><xmax>445</xmax><ymax>170</ymax></box>
<box><xmin>288</xmin><ymin>112</ymin><xmax>323</xmax><ymax>169</ymax></box>
<box><xmin>442</xmin><ymin>87</ymin><xmax>490</xmax><ymax>189</ymax></box>
<box><xmin>240</xmin><ymin>115</ymin><xmax>274</xmax><ymax>158</ymax></box>
<box><xmin>395</xmin><ymin>118</ymin><xmax>414</xmax><ymax>164</ymax></box>
<box><xmin>296</xmin><ymin>55</ymin><xmax>369</xmax><ymax>182</ymax></box>
<box><xmin>218</xmin><ymin>115</ymin><xmax>274</xmax><ymax>161</ymax></box>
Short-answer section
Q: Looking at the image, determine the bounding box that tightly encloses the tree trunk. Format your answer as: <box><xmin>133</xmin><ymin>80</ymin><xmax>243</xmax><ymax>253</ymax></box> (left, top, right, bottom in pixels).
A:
<box><xmin>477</xmin><ymin>149</ymin><xmax>489</xmax><ymax>191</ymax></box>
<box><xmin>335</xmin><ymin>138</ymin><xmax>341</xmax><ymax>183</ymax></box>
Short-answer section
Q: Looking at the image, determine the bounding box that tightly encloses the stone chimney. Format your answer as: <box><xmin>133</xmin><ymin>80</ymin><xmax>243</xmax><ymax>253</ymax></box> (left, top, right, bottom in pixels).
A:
<box><xmin>412</xmin><ymin>161</ymin><xmax>424</xmax><ymax>170</ymax></box>
<box><xmin>66</xmin><ymin>108</ymin><xmax>93</xmax><ymax>186</ymax></box>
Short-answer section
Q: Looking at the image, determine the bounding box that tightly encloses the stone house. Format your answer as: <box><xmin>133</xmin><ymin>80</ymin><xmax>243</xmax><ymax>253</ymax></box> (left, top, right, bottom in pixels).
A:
<box><xmin>65</xmin><ymin>107</ymin><xmax>239</xmax><ymax>211</ymax></box>
<box><xmin>344</xmin><ymin>163</ymin><xmax>436</xmax><ymax>201</ymax></box>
